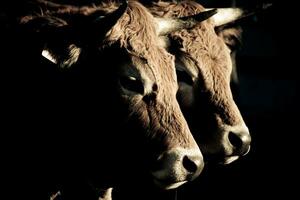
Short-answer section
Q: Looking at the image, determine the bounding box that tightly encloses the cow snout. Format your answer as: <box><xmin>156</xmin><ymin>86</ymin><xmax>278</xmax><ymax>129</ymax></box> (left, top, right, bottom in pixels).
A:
<box><xmin>223</xmin><ymin>124</ymin><xmax>251</xmax><ymax>164</ymax></box>
<box><xmin>228</xmin><ymin>130</ymin><xmax>251</xmax><ymax>155</ymax></box>
<box><xmin>151</xmin><ymin>147</ymin><xmax>204</xmax><ymax>190</ymax></box>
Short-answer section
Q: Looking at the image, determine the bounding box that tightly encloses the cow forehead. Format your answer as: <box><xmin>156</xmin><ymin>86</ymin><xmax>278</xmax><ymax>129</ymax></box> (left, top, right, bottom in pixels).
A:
<box><xmin>148</xmin><ymin>0</ymin><xmax>232</xmax><ymax>76</ymax></box>
<box><xmin>130</xmin><ymin>51</ymin><xmax>178</xmax><ymax>91</ymax></box>
<box><xmin>171</xmin><ymin>25</ymin><xmax>232</xmax><ymax>74</ymax></box>
<box><xmin>102</xmin><ymin>1</ymin><xmax>178</xmax><ymax>88</ymax></box>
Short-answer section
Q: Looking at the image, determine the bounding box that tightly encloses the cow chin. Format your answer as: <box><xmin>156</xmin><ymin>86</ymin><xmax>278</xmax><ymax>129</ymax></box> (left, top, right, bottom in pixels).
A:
<box><xmin>222</xmin><ymin>155</ymin><xmax>239</xmax><ymax>165</ymax></box>
<box><xmin>221</xmin><ymin>144</ymin><xmax>251</xmax><ymax>164</ymax></box>
<box><xmin>151</xmin><ymin>170</ymin><xmax>188</xmax><ymax>190</ymax></box>
<box><xmin>152</xmin><ymin>177</ymin><xmax>187</xmax><ymax>190</ymax></box>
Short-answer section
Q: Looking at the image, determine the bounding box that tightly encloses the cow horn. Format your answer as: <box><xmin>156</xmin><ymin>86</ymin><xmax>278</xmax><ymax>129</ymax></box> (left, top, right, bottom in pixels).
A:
<box><xmin>157</xmin><ymin>9</ymin><xmax>217</xmax><ymax>35</ymax></box>
<box><xmin>209</xmin><ymin>3</ymin><xmax>272</xmax><ymax>27</ymax></box>
<box><xmin>92</xmin><ymin>0</ymin><xmax>128</xmax><ymax>35</ymax></box>
<box><xmin>208</xmin><ymin>8</ymin><xmax>244</xmax><ymax>27</ymax></box>
<box><xmin>179</xmin><ymin>9</ymin><xmax>218</xmax><ymax>22</ymax></box>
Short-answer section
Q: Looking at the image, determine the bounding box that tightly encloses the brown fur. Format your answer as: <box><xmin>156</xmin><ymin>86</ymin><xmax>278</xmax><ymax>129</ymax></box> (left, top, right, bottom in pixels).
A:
<box><xmin>14</xmin><ymin>0</ymin><xmax>202</xmax><ymax>198</ymax></box>
<box><xmin>149</xmin><ymin>0</ymin><xmax>242</xmax><ymax>127</ymax></box>
<box><xmin>17</xmin><ymin>0</ymin><xmax>197</xmax><ymax>152</ymax></box>
<box><xmin>102</xmin><ymin>0</ymin><xmax>195</xmax><ymax>149</ymax></box>
<box><xmin>148</xmin><ymin>0</ymin><xmax>250</xmax><ymax>160</ymax></box>
<box><xmin>19</xmin><ymin>0</ymin><xmax>119</xmax><ymax>23</ymax></box>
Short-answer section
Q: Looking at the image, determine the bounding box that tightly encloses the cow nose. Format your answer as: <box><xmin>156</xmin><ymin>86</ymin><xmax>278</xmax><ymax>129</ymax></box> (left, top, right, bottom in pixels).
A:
<box><xmin>152</xmin><ymin>147</ymin><xmax>204</xmax><ymax>190</ymax></box>
<box><xmin>183</xmin><ymin>155</ymin><xmax>201</xmax><ymax>174</ymax></box>
<box><xmin>228</xmin><ymin>126</ymin><xmax>251</xmax><ymax>156</ymax></box>
<box><xmin>202</xmin><ymin>124</ymin><xmax>251</xmax><ymax>165</ymax></box>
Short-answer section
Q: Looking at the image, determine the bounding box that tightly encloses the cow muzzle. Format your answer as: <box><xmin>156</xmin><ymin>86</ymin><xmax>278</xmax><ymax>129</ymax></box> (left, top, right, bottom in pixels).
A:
<box><xmin>200</xmin><ymin>122</ymin><xmax>251</xmax><ymax>165</ymax></box>
<box><xmin>151</xmin><ymin>147</ymin><xmax>204</xmax><ymax>190</ymax></box>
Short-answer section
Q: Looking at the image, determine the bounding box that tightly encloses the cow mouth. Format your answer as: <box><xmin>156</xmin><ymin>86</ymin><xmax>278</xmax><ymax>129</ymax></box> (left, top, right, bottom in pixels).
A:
<box><xmin>222</xmin><ymin>156</ymin><xmax>239</xmax><ymax>165</ymax></box>
<box><xmin>205</xmin><ymin>154</ymin><xmax>239</xmax><ymax>165</ymax></box>
<box><xmin>222</xmin><ymin>145</ymin><xmax>251</xmax><ymax>165</ymax></box>
<box><xmin>152</xmin><ymin>177</ymin><xmax>187</xmax><ymax>190</ymax></box>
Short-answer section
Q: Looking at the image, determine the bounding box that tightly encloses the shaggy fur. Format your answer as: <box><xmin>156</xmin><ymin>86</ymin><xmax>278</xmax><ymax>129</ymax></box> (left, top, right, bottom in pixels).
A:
<box><xmin>12</xmin><ymin>1</ymin><xmax>201</xmax><ymax>199</ymax></box>
<box><xmin>102</xmin><ymin>1</ymin><xmax>195</xmax><ymax>149</ymax></box>
<box><xmin>148</xmin><ymin>0</ymin><xmax>250</xmax><ymax>160</ymax></box>
<box><xmin>149</xmin><ymin>0</ymin><xmax>243</xmax><ymax>124</ymax></box>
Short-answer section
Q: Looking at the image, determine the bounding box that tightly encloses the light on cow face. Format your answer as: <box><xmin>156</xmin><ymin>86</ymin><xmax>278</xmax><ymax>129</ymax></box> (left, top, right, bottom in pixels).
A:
<box><xmin>119</xmin><ymin>76</ymin><xmax>144</xmax><ymax>94</ymax></box>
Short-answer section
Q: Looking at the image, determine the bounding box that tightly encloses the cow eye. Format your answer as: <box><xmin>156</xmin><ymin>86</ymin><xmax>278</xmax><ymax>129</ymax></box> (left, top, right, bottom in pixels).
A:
<box><xmin>120</xmin><ymin>76</ymin><xmax>144</xmax><ymax>94</ymax></box>
<box><xmin>176</xmin><ymin>69</ymin><xmax>194</xmax><ymax>85</ymax></box>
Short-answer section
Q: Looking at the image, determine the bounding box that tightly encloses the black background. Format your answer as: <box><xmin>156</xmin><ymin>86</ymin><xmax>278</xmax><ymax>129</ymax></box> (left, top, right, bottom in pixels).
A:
<box><xmin>178</xmin><ymin>0</ymin><xmax>299</xmax><ymax>199</ymax></box>
<box><xmin>1</xmin><ymin>0</ymin><xmax>298</xmax><ymax>199</ymax></box>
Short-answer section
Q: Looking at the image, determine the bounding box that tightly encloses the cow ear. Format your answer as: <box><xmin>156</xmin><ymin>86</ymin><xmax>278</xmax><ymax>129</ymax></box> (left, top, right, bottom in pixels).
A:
<box><xmin>19</xmin><ymin>15</ymin><xmax>81</xmax><ymax>68</ymax></box>
<box><xmin>42</xmin><ymin>44</ymin><xmax>82</xmax><ymax>68</ymax></box>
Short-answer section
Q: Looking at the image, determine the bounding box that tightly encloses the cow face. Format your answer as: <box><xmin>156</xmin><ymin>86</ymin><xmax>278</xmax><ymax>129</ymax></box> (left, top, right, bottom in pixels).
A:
<box><xmin>148</xmin><ymin>1</ymin><xmax>251</xmax><ymax>165</ymax></box>
<box><xmin>173</xmin><ymin>7</ymin><xmax>251</xmax><ymax>165</ymax></box>
<box><xmin>174</xmin><ymin>32</ymin><xmax>251</xmax><ymax>164</ymax></box>
<box><xmin>37</xmin><ymin>0</ymin><xmax>203</xmax><ymax>190</ymax></box>
<box><xmin>100</xmin><ymin>1</ymin><xmax>205</xmax><ymax>189</ymax></box>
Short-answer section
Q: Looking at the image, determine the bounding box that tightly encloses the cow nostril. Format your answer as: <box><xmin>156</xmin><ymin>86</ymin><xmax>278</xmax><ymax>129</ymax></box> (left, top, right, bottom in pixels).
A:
<box><xmin>228</xmin><ymin>131</ymin><xmax>243</xmax><ymax>149</ymax></box>
<box><xmin>183</xmin><ymin>155</ymin><xmax>198</xmax><ymax>173</ymax></box>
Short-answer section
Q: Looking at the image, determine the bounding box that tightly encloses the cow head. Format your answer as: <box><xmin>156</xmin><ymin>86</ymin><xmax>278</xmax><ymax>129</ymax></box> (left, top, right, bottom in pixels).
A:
<box><xmin>148</xmin><ymin>1</ymin><xmax>254</xmax><ymax>165</ymax></box>
<box><xmin>24</xmin><ymin>0</ymin><xmax>204</xmax><ymax>190</ymax></box>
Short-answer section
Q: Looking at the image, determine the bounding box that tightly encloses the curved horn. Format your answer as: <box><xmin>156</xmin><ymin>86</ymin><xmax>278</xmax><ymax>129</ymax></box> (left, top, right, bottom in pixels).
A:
<box><xmin>179</xmin><ymin>9</ymin><xmax>218</xmax><ymax>22</ymax></box>
<box><xmin>209</xmin><ymin>8</ymin><xmax>244</xmax><ymax>27</ymax></box>
<box><xmin>157</xmin><ymin>9</ymin><xmax>217</xmax><ymax>35</ymax></box>
<box><xmin>70</xmin><ymin>0</ymin><xmax>128</xmax><ymax>45</ymax></box>
<box><xmin>209</xmin><ymin>3</ymin><xmax>272</xmax><ymax>27</ymax></box>
<box><xmin>92</xmin><ymin>0</ymin><xmax>128</xmax><ymax>34</ymax></box>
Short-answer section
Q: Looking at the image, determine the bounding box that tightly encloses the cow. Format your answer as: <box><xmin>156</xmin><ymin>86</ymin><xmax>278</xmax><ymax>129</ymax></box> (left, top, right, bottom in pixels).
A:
<box><xmin>3</xmin><ymin>0</ymin><xmax>213</xmax><ymax>199</ymax></box>
<box><xmin>147</xmin><ymin>0</ymin><xmax>252</xmax><ymax>165</ymax></box>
